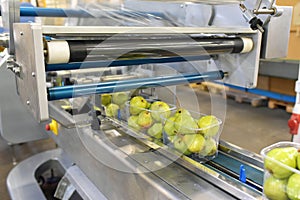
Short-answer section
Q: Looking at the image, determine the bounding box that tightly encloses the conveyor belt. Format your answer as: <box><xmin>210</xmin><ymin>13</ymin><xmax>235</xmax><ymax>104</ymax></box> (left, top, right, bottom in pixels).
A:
<box><xmin>204</xmin><ymin>152</ymin><xmax>264</xmax><ymax>191</ymax></box>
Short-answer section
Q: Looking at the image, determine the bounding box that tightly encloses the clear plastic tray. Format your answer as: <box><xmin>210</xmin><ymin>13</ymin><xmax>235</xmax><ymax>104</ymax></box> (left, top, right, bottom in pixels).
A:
<box><xmin>161</xmin><ymin>109</ymin><xmax>222</xmax><ymax>162</ymax></box>
<box><xmin>109</xmin><ymin>98</ymin><xmax>177</xmax><ymax>142</ymax></box>
<box><xmin>260</xmin><ymin>142</ymin><xmax>300</xmax><ymax>200</ymax></box>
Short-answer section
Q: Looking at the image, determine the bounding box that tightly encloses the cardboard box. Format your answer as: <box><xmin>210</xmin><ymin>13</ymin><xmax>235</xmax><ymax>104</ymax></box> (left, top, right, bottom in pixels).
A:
<box><xmin>256</xmin><ymin>75</ymin><xmax>270</xmax><ymax>90</ymax></box>
<box><xmin>269</xmin><ymin>77</ymin><xmax>296</xmax><ymax>96</ymax></box>
<box><xmin>276</xmin><ymin>0</ymin><xmax>300</xmax><ymax>60</ymax></box>
<box><xmin>287</xmin><ymin>32</ymin><xmax>300</xmax><ymax>60</ymax></box>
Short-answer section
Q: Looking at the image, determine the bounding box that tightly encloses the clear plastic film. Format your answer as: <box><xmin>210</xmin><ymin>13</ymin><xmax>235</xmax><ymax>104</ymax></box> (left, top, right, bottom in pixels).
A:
<box><xmin>136</xmin><ymin>0</ymin><xmax>244</xmax><ymax>5</ymax></box>
<box><xmin>66</xmin><ymin>2</ymin><xmax>180</xmax><ymax>27</ymax></box>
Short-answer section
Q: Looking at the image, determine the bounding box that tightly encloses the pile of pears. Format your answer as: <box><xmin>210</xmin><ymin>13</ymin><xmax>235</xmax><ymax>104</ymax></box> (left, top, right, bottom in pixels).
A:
<box><xmin>101</xmin><ymin>92</ymin><xmax>129</xmax><ymax>118</ymax></box>
<box><xmin>127</xmin><ymin>96</ymin><xmax>172</xmax><ymax>143</ymax></box>
<box><xmin>163</xmin><ymin>108</ymin><xmax>220</xmax><ymax>157</ymax></box>
<box><xmin>103</xmin><ymin>93</ymin><xmax>221</xmax><ymax>158</ymax></box>
<box><xmin>263</xmin><ymin>146</ymin><xmax>300</xmax><ymax>200</ymax></box>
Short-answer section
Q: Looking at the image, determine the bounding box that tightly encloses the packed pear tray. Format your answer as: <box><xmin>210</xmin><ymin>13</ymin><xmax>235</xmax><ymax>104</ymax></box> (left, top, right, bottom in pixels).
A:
<box><xmin>260</xmin><ymin>142</ymin><xmax>300</xmax><ymax>200</ymax></box>
<box><xmin>102</xmin><ymin>93</ymin><xmax>222</xmax><ymax>162</ymax></box>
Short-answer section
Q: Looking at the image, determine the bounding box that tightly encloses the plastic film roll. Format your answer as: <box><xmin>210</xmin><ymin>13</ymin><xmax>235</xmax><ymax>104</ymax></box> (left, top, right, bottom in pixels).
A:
<box><xmin>241</xmin><ymin>37</ymin><xmax>253</xmax><ymax>53</ymax></box>
<box><xmin>45</xmin><ymin>37</ymin><xmax>253</xmax><ymax>65</ymax></box>
<box><xmin>46</xmin><ymin>40</ymin><xmax>70</xmax><ymax>64</ymax></box>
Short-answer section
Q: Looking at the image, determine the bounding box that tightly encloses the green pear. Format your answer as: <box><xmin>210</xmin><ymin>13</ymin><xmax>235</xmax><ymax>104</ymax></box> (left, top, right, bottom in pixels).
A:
<box><xmin>264</xmin><ymin>176</ymin><xmax>289</xmax><ymax>200</ymax></box>
<box><xmin>174</xmin><ymin>108</ymin><xmax>191</xmax><ymax>118</ymax></box>
<box><xmin>147</xmin><ymin>123</ymin><xmax>163</xmax><ymax>139</ymax></box>
<box><xmin>150</xmin><ymin>101</ymin><xmax>171</xmax><ymax>122</ymax></box>
<box><xmin>106</xmin><ymin>103</ymin><xmax>119</xmax><ymax>117</ymax></box>
<box><xmin>287</xmin><ymin>173</ymin><xmax>300</xmax><ymax>200</ymax></box>
<box><xmin>163</xmin><ymin>117</ymin><xmax>177</xmax><ymax>136</ymax></box>
<box><xmin>112</xmin><ymin>92</ymin><xmax>129</xmax><ymax>106</ymax></box>
<box><xmin>198</xmin><ymin>115</ymin><xmax>220</xmax><ymax>137</ymax></box>
<box><xmin>183</xmin><ymin>149</ymin><xmax>193</xmax><ymax>156</ymax></box>
<box><xmin>152</xmin><ymin>138</ymin><xmax>163</xmax><ymax>146</ymax></box>
<box><xmin>174</xmin><ymin>137</ymin><xmax>189</xmax><ymax>154</ymax></box>
<box><xmin>265</xmin><ymin>147</ymin><xmax>298</xmax><ymax>179</ymax></box>
<box><xmin>199</xmin><ymin>138</ymin><xmax>217</xmax><ymax>157</ymax></box>
<box><xmin>128</xmin><ymin>115</ymin><xmax>141</xmax><ymax>131</ymax></box>
<box><xmin>183</xmin><ymin>134</ymin><xmax>205</xmax><ymax>153</ymax></box>
<box><xmin>101</xmin><ymin>94</ymin><xmax>112</xmax><ymax>106</ymax></box>
<box><xmin>168</xmin><ymin>135</ymin><xmax>176</xmax><ymax>143</ymax></box>
<box><xmin>146</xmin><ymin>102</ymin><xmax>152</xmax><ymax>109</ymax></box>
<box><xmin>174</xmin><ymin>114</ymin><xmax>198</xmax><ymax>134</ymax></box>
<box><xmin>297</xmin><ymin>153</ymin><xmax>300</xmax><ymax>170</ymax></box>
<box><xmin>129</xmin><ymin>96</ymin><xmax>148</xmax><ymax>115</ymax></box>
<box><xmin>137</xmin><ymin>111</ymin><xmax>153</xmax><ymax>128</ymax></box>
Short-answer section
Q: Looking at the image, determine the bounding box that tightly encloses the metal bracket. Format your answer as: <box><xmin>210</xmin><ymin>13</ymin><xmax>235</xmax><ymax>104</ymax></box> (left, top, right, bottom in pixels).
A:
<box><xmin>1</xmin><ymin>0</ymin><xmax>20</xmax><ymax>54</ymax></box>
<box><xmin>13</xmin><ymin>23</ymin><xmax>49</xmax><ymax>122</ymax></box>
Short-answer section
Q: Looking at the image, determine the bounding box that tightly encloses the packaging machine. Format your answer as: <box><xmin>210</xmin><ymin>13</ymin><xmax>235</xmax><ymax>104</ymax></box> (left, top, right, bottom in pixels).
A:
<box><xmin>0</xmin><ymin>0</ymin><xmax>293</xmax><ymax>199</ymax></box>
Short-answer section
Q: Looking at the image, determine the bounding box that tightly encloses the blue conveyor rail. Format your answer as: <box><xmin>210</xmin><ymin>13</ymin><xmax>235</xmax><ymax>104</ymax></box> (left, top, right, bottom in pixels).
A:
<box><xmin>224</xmin><ymin>83</ymin><xmax>296</xmax><ymax>103</ymax></box>
<box><xmin>204</xmin><ymin>152</ymin><xmax>264</xmax><ymax>191</ymax></box>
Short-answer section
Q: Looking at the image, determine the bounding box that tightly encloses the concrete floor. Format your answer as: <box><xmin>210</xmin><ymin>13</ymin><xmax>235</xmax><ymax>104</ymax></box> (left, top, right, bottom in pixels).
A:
<box><xmin>0</xmin><ymin>85</ymin><xmax>292</xmax><ymax>199</ymax></box>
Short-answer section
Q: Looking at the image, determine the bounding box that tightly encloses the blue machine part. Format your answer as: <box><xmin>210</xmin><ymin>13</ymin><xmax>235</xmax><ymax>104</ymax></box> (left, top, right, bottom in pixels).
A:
<box><xmin>239</xmin><ymin>165</ymin><xmax>246</xmax><ymax>183</ymax></box>
<box><xmin>48</xmin><ymin>71</ymin><xmax>224</xmax><ymax>101</ymax></box>
<box><xmin>212</xmin><ymin>153</ymin><xmax>264</xmax><ymax>187</ymax></box>
<box><xmin>222</xmin><ymin>83</ymin><xmax>296</xmax><ymax>103</ymax></box>
<box><xmin>0</xmin><ymin>6</ymin><xmax>166</xmax><ymax>19</ymax></box>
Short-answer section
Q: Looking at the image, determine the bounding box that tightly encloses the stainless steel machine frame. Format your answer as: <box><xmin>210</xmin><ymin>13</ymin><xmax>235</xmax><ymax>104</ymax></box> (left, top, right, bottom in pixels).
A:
<box><xmin>1</xmin><ymin>0</ymin><xmax>294</xmax><ymax>199</ymax></box>
<box><xmin>13</xmin><ymin>23</ymin><xmax>263</xmax><ymax>122</ymax></box>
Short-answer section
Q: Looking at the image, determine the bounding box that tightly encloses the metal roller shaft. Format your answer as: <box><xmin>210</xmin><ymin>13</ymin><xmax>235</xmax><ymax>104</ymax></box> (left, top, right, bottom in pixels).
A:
<box><xmin>45</xmin><ymin>37</ymin><xmax>253</xmax><ymax>65</ymax></box>
<box><xmin>45</xmin><ymin>55</ymin><xmax>211</xmax><ymax>71</ymax></box>
<box><xmin>48</xmin><ymin>70</ymin><xmax>225</xmax><ymax>101</ymax></box>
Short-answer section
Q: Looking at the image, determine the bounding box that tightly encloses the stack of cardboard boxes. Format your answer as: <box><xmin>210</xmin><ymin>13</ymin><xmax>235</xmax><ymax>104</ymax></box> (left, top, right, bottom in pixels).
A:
<box><xmin>257</xmin><ymin>0</ymin><xmax>300</xmax><ymax>98</ymax></box>
<box><xmin>277</xmin><ymin>0</ymin><xmax>300</xmax><ymax>60</ymax></box>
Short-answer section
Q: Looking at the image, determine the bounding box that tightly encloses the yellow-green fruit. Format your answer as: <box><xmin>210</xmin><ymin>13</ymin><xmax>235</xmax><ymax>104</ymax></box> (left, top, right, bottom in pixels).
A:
<box><xmin>137</xmin><ymin>111</ymin><xmax>153</xmax><ymax>128</ymax></box>
<box><xmin>183</xmin><ymin>149</ymin><xmax>192</xmax><ymax>156</ymax></box>
<box><xmin>147</xmin><ymin>123</ymin><xmax>163</xmax><ymax>139</ymax></box>
<box><xmin>183</xmin><ymin>134</ymin><xmax>205</xmax><ymax>153</ymax></box>
<box><xmin>199</xmin><ymin>138</ymin><xmax>217</xmax><ymax>157</ymax></box>
<box><xmin>264</xmin><ymin>176</ymin><xmax>289</xmax><ymax>200</ymax></box>
<box><xmin>163</xmin><ymin>117</ymin><xmax>177</xmax><ymax>136</ymax></box>
<box><xmin>112</xmin><ymin>92</ymin><xmax>129</xmax><ymax>106</ymax></box>
<box><xmin>106</xmin><ymin>103</ymin><xmax>119</xmax><ymax>117</ymax></box>
<box><xmin>265</xmin><ymin>147</ymin><xmax>298</xmax><ymax>179</ymax></box>
<box><xmin>297</xmin><ymin>153</ymin><xmax>300</xmax><ymax>170</ymax></box>
<box><xmin>101</xmin><ymin>94</ymin><xmax>112</xmax><ymax>106</ymax></box>
<box><xmin>150</xmin><ymin>101</ymin><xmax>171</xmax><ymax>122</ymax></box>
<box><xmin>198</xmin><ymin>115</ymin><xmax>220</xmax><ymax>137</ymax></box>
<box><xmin>174</xmin><ymin>137</ymin><xmax>189</xmax><ymax>154</ymax></box>
<box><xmin>174</xmin><ymin>114</ymin><xmax>198</xmax><ymax>134</ymax></box>
<box><xmin>129</xmin><ymin>96</ymin><xmax>148</xmax><ymax>115</ymax></box>
<box><xmin>152</xmin><ymin>139</ymin><xmax>163</xmax><ymax>146</ymax></box>
<box><xmin>128</xmin><ymin>115</ymin><xmax>141</xmax><ymax>131</ymax></box>
<box><xmin>174</xmin><ymin>108</ymin><xmax>191</xmax><ymax>118</ymax></box>
<box><xmin>146</xmin><ymin>102</ymin><xmax>152</xmax><ymax>109</ymax></box>
<box><xmin>168</xmin><ymin>135</ymin><xmax>176</xmax><ymax>143</ymax></box>
<box><xmin>287</xmin><ymin>173</ymin><xmax>300</xmax><ymax>200</ymax></box>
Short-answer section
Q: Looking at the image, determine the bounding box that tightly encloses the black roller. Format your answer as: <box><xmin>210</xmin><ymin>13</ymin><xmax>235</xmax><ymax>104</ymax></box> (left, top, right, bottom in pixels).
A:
<box><xmin>46</xmin><ymin>36</ymin><xmax>251</xmax><ymax>64</ymax></box>
<box><xmin>66</xmin><ymin>37</ymin><xmax>246</xmax><ymax>63</ymax></box>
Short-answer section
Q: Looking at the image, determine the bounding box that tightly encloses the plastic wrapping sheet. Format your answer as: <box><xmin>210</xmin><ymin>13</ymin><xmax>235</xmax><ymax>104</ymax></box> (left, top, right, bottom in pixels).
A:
<box><xmin>66</xmin><ymin>2</ymin><xmax>180</xmax><ymax>26</ymax></box>
<box><xmin>136</xmin><ymin>0</ymin><xmax>244</xmax><ymax>4</ymax></box>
